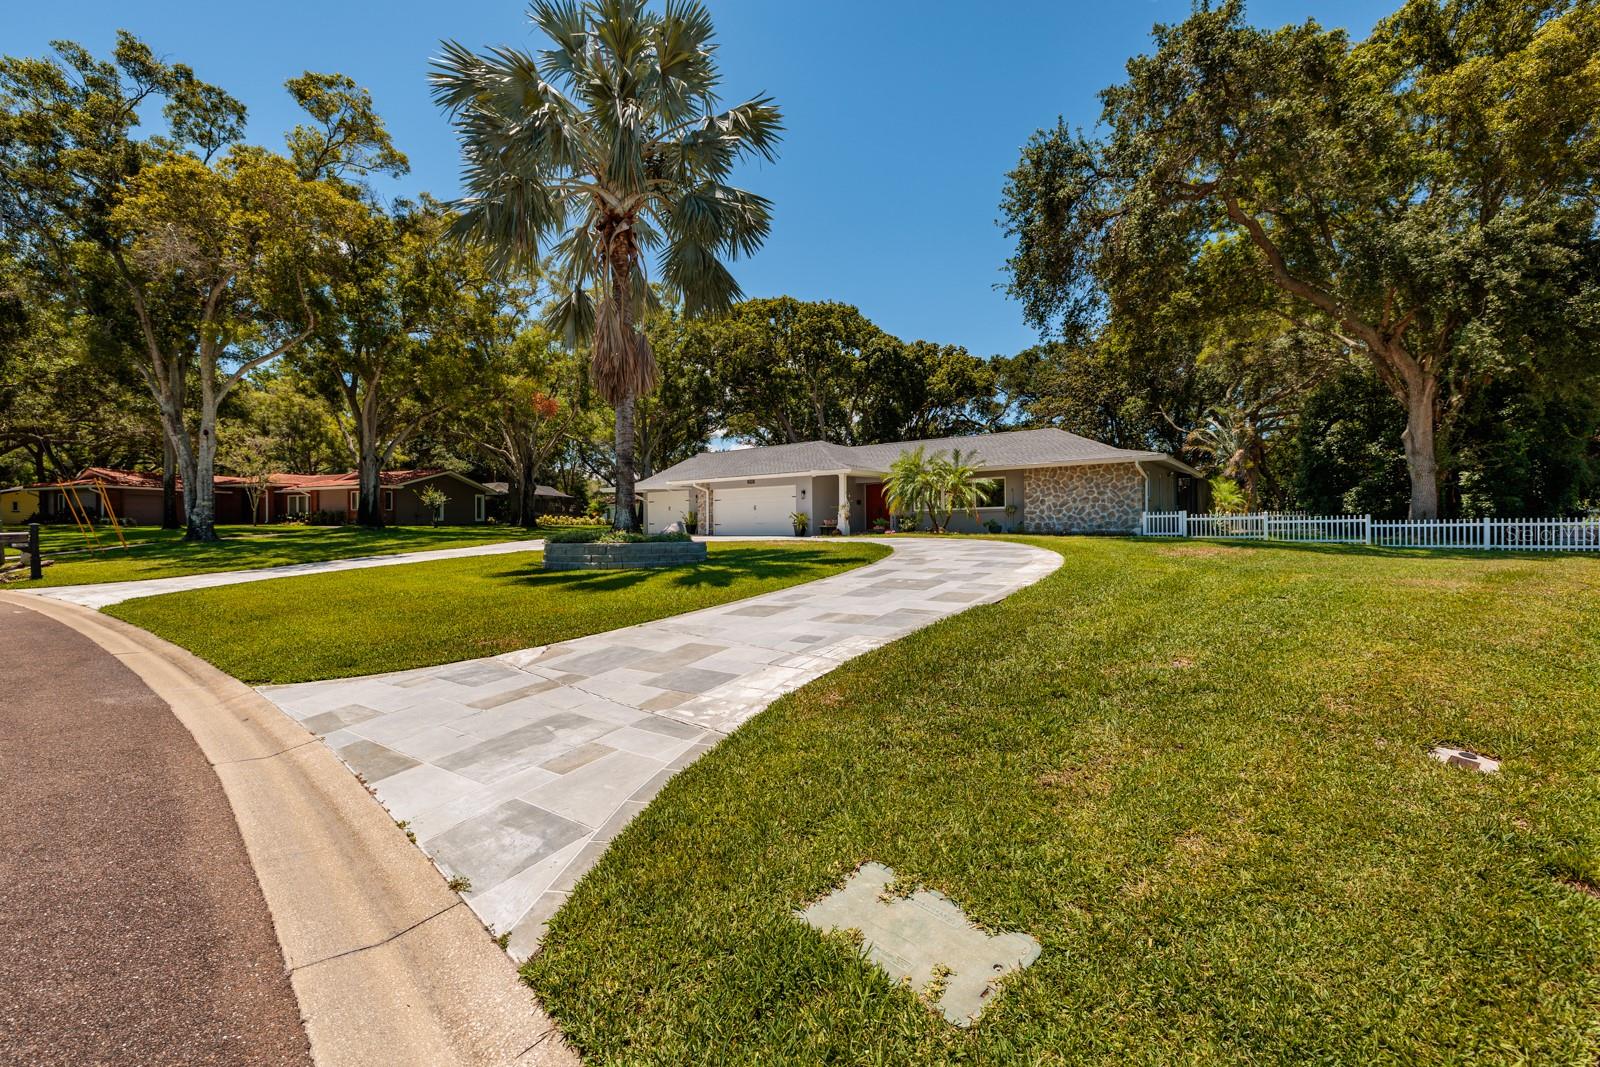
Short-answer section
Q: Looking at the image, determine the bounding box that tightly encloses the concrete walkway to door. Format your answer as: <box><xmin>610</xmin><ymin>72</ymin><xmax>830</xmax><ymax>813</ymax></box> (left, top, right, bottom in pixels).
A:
<box><xmin>258</xmin><ymin>536</ymin><xmax>1061</xmax><ymax>960</ymax></box>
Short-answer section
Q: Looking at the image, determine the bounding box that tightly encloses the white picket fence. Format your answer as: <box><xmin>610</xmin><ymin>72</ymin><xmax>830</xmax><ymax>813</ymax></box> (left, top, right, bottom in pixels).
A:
<box><xmin>1140</xmin><ymin>511</ymin><xmax>1600</xmax><ymax>552</ymax></box>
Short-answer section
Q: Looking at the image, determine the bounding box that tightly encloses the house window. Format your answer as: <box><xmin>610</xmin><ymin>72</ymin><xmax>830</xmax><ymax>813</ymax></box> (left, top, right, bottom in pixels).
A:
<box><xmin>976</xmin><ymin>480</ymin><xmax>1006</xmax><ymax>509</ymax></box>
<box><xmin>434</xmin><ymin>498</ymin><xmax>446</xmax><ymax>522</ymax></box>
<box><xmin>474</xmin><ymin>494</ymin><xmax>486</xmax><ymax>523</ymax></box>
<box><xmin>383</xmin><ymin>490</ymin><xmax>395</xmax><ymax>512</ymax></box>
<box><xmin>286</xmin><ymin>494</ymin><xmax>308</xmax><ymax>516</ymax></box>
<box><xmin>349</xmin><ymin>491</ymin><xmax>359</xmax><ymax>512</ymax></box>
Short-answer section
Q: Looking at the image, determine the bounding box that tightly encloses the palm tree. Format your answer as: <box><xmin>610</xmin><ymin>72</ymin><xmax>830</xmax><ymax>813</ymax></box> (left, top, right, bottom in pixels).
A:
<box><xmin>884</xmin><ymin>447</ymin><xmax>936</xmax><ymax>531</ymax></box>
<box><xmin>1185</xmin><ymin>399</ymin><xmax>1282</xmax><ymax>511</ymax></box>
<box><xmin>933</xmin><ymin>448</ymin><xmax>997</xmax><ymax>532</ymax></box>
<box><xmin>431</xmin><ymin>0</ymin><xmax>781</xmax><ymax>529</ymax></box>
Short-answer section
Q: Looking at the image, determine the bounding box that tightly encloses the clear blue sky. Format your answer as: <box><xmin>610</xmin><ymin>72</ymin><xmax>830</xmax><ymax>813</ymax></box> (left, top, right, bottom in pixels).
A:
<box><xmin>11</xmin><ymin>1</ymin><xmax>1395</xmax><ymax>356</ymax></box>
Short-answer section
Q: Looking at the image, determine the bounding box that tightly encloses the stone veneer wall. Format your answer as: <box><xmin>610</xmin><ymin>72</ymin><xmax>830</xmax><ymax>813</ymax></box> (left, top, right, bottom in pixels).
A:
<box><xmin>693</xmin><ymin>487</ymin><xmax>712</xmax><ymax>532</ymax></box>
<box><xmin>1022</xmin><ymin>463</ymin><xmax>1144</xmax><ymax>533</ymax></box>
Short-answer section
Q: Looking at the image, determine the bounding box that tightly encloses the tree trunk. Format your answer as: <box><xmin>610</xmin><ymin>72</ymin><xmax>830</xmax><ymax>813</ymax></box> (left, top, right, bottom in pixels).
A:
<box><xmin>160</xmin><ymin>356</ymin><xmax>186</xmax><ymax>528</ymax></box>
<box><xmin>614</xmin><ymin>393</ymin><xmax>639</xmax><ymax>531</ymax></box>
<box><xmin>353</xmin><ymin>379</ymin><xmax>385</xmax><ymax>528</ymax></box>
<box><xmin>185</xmin><ymin>410</ymin><xmax>219</xmax><ymax>542</ymax></box>
<box><xmin>161</xmin><ymin>435</ymin><xmax>182</xmax><ymax>529</ymax></box>
<box><xmin>1401</xmin><ymin>378</ymin><xmax>1441</xmax><ymax>520</ymax></box>
<box><xmin>517</xmin><ymin>463</ymin><xmax>537</xmax><ymax>528</ymax></box>
<box><xmin>357</xmin><ymin>448</ymin><xmax>382</xmax><ymax>527</ymax></box>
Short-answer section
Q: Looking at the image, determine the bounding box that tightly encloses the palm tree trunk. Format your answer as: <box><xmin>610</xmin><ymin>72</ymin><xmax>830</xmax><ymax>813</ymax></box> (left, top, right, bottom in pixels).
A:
<box><xmin>614</xmin><ymin>392</ymin><xmax>639</xmax><ymax>531</ymax></box>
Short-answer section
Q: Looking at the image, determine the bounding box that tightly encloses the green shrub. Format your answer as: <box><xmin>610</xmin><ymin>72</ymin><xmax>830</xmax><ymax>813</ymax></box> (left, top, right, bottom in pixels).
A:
<box><xmin>538</xmin><ymin>514</ymin><xmax>608</xmax><ymax>528</ymax></box>
<box><xmin>543</xmin><ymin>528</ymin><xmax>605</xmax><ymax>543</ymax></box>
<box><xmin>544</xmin><ymin>528</ymin><xmax>693</xmax><ymax>545</ymax></box>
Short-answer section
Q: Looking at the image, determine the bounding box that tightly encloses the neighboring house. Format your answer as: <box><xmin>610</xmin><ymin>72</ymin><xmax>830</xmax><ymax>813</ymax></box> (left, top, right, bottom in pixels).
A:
<box><xmin>0</xmin><ymin>486</ymin><xmax>41</xmax><ymax>524</ymax></box>
<box><xmin>14</xmin><ymin>467</ymin><xmax>506</xmax><ymax>526</ymax></box>
<box><xmin>590</xmin><ymin>483</ymin><xmax>618</xmax><ymax>525</ymax></box>
<box><xmin>483</xmin><ymin>481</ymin><xmax>574</xmax><ymax>518</ymax></box>
<box><xmin>265</xmin><ymin>470</ymin><xmax>499</xmax><ymax>525</ymax></box>
<box><xmin>634</xmin><ymin>428</ymin><xmax>1204</xmax><ymax>536</ymax></box>
<box><xmin>26</xmin><ymin>467</ymin><xmax>255</xmax><ymax>525</ymax></box>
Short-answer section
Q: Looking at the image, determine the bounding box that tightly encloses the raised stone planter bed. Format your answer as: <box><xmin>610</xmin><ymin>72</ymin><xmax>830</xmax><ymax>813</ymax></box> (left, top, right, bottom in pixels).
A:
<box><xmin>543</xmin><ymin>540</ymin><xmax>707</xmax><ymax>571</ymax></box>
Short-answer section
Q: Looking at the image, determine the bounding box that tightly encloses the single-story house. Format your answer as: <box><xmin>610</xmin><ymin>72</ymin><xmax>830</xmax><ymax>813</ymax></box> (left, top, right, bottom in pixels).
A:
<box><xmin>0</xmin><ymin>485</ymin><xmax>41</xmax><ymax>525</ymax></box>
<box><xmin>634</xmin><ymin>428</ymin><xmax>1204</xmax><ymax>536</ymax></box>
<box><xmin>24</xmin><ymin>467</ymin><xmax>255</xmax><ymax>525</ymax></box>
<box><xmin>13</xmin><ymin>467</ymin><xmax>512</xmax><ymax>526</ymax></box>
<box><xmin>264</xmin><ymin>470</ymin><xmax>499</xmax><ymax>525</ymax></box>
<box><xmin>482</xmin><ymin>481</ymin><xmax>574</xmax><ymax>518</ymax></box>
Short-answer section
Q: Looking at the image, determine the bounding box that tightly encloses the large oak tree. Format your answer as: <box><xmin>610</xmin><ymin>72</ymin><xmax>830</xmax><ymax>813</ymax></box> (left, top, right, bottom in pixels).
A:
<box><xmin>1002</xmin><ymin>0</ymin><xmax>1600</xmax><ymax>518</ymax></box>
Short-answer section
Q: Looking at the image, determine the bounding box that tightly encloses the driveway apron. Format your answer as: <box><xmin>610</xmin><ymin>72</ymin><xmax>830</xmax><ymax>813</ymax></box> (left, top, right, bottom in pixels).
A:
<box><xmin>257</xmin><ymin>537</ymin><xmax>1061</xmax><ymax>959</ymax></box>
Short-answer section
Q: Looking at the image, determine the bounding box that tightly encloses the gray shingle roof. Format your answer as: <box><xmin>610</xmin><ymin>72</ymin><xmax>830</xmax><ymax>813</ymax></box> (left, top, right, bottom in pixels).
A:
<box><xmin>635</xmin><ymin>428</ymin><xmax>1193</xmax><ymax>490</ymax></box>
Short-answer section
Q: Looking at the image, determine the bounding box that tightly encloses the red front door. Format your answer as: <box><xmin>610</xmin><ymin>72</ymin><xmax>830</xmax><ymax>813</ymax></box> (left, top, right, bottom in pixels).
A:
<box><xmin>864</xmin><ymin>483</ymin><xmax>889</xmax><ymax>527</ymax></box>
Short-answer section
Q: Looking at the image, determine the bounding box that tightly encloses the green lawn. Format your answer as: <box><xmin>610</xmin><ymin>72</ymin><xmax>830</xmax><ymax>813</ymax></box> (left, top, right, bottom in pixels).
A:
<box><xmin>9</xmin><ymin>523</ymin><xmax>542</xmax><ymax>587</ymax></box>
<box><xmin>108</xmin><ymin>542</ymin><xmax>888</xmax><ymax>684</ymax></box>
<box><xmin>523</xmin><ymin>537</ymin><xmax>1600</xmax><ymax>1064</ymax></box>
<box><xmin>28</xmin><ymin>523</ymin><xmax>196</xmax><ymax>554</ymax></box>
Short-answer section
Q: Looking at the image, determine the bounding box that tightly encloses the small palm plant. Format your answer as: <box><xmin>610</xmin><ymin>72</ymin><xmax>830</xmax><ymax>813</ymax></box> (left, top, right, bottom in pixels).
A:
<box><xmin>431</xmin><ymin>0</ymin><xmax>782</xmax><ymax>531</ymax></box>
<box><xmin>883</xmin><ymin>447</ymin><xmax>936</xmax><ymax>532</ymax></box>
<box><xmin>1208</xmin><ymin>475</ymin><xmax>1248</xmax><ymax>515</ymax></box>
<box><xmin>930</xmin><ymin>448</ymin><xmax>997</xmax><ymax>533</ymax></box>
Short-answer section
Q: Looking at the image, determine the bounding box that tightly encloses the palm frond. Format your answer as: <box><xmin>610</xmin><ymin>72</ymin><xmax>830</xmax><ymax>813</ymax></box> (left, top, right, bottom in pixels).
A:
<box><xmin>660</xmin><ymin>239</ymin><xmax>740</xmax><ymax>317</ymax></box>
<box><xmin>542</xmin><ymin>281</ymin><xmax>595</xmax><ymax>348</ymax></box>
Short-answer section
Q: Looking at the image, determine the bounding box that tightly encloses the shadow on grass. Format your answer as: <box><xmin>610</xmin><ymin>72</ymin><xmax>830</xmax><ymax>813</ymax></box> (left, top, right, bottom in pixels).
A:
<box><xmin>486</xmin><ymin>546</ymin><xmax>870</xmax><ymax>592</ymax></box>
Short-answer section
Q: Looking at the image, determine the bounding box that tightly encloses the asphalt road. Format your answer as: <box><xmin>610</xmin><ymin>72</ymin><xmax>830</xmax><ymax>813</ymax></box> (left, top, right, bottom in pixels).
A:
<box><xmin>0</xmin><ymin>601</ymin><xmax>310</xmax><ymax>1066</ymax></box>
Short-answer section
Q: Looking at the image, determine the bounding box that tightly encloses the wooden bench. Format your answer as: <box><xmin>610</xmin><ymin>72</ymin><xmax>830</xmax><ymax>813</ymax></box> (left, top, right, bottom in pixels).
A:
<box><xmin>0</xmin><ymin>523</ymin><xmax>42</xmax><ymax>581</ymax></box>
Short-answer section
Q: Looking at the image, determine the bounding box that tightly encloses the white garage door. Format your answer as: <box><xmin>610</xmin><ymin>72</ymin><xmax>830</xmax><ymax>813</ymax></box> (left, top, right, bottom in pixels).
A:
<box><xmin>713</xmin><ymin>485</ymin><xmax>796</xmax><ymax>536</ymax></box>
<box><xmin>646</xmin><ymin>491</ymin><xmax>693</xmax><ymax>534</ymax></box>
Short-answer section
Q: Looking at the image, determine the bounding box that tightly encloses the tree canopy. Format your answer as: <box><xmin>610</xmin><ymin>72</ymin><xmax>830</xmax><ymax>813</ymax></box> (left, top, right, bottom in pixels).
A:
<box><xmin>1002</xmin><ymin>0</ymin><xmax>1600</xmax><ymax>517</ymax></box>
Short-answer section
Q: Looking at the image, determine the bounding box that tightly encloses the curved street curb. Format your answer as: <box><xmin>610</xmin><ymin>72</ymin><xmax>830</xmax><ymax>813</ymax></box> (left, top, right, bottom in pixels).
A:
<box><xmin>1</xmin><ymin>591</ymin><xmax>578</xmax><ymax>1067</ymax></box>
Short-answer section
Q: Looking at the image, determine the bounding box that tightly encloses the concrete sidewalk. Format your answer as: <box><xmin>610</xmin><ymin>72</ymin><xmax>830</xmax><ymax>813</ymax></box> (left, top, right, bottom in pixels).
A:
<box><xmin>24</xmin><ymin>537</ymin><xmax>545</xmax><ymax>609</ymax></box>
<box><xmin>260</xmin><ymin>536</ymin><xmax>1062</xmax><ymax>959</ymax></box>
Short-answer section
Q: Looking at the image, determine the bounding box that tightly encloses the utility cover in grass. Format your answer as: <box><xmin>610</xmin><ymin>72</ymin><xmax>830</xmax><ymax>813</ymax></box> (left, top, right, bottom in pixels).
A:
<box><xmin>797</xmin><ymin>862</ymin><xmax>1040</xmax><ymax>1026</ymax></box>
<box><xmin>1429</xmin><ymin>745</ymin><xmax>1501</xmax><ymax>773</ymax></box>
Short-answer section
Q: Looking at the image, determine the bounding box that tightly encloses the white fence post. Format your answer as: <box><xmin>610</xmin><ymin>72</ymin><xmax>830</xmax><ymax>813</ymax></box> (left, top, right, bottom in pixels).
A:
<box><xmin>1179</xmin><ymin>510</ymin><xmax>1188</xmax><ymax>537</ymax></box>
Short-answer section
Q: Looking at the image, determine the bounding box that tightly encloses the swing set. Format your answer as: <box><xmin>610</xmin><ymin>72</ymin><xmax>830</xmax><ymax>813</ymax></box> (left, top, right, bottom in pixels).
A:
<box><xmin>45</xmin><ymin>477</ymin><xmax>130</xmax><ymax>552</ymax></box>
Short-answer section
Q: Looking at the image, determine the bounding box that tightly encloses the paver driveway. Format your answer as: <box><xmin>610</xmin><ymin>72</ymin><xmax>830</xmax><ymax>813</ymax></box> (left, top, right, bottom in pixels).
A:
<box><xmin>259</xmin><ymin>537</ymin><xmax>1060</xmax><ymax>958</ymax></box>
